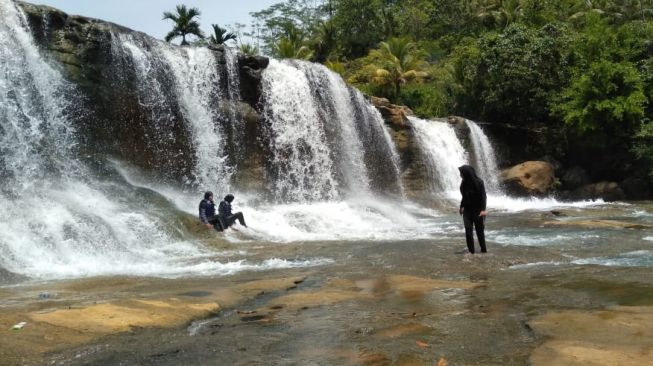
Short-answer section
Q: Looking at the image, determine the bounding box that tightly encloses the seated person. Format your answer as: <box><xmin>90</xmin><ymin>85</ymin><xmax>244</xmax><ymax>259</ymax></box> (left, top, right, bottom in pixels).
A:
<box><xmin>198</xmin><ymin>191</ymin><xmax>224</xmax><ymax>231</ymax></box>
<box><xmin>219</xmin><ymin>194</ymin><xmax>247</xmax><ymax>229</ymax></box>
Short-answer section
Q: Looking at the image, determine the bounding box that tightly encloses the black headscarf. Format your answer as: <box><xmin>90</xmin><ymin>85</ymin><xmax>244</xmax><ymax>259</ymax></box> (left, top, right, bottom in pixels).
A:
<box><xmin>459</xmin><ymin>165</ymin><xmax>482</xmax><ymax>193</ymax></box>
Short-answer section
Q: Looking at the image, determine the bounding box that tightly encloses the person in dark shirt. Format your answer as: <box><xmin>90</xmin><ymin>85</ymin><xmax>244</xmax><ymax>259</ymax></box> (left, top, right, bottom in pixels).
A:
<box><xmin>198</xmin><ymin>191</ymin><xmax>222</xmax><ymax>230</ymax></box>
<box><xmin>458</xmin><ymin>165</ymin><xmax>487</xmax><ymax>254</ymax></box>
<box><xmin>219</xmin><ymin>194</ymin><xmax>247</xmax><ymax>229</ymax></box>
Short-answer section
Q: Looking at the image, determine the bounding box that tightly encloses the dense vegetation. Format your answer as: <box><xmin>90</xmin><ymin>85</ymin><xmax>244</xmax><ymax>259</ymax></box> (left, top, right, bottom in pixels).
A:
<box><xmin>163</xmin><ymin>1</ymin><xmax>653</xmax><ymax>186</ymax></box>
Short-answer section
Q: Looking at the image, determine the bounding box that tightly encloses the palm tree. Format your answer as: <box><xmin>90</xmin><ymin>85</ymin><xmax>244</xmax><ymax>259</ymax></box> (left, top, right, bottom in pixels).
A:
<box><xmin>477</xmin><ymin>0</ymin><xmax>522</xmax><ymax>28</ymax></box>
<box><xmin>239</xmin><ymin>43</ymin><xmax>260</xmax><ymax>56</ymax></box>
<box><xmin>367</xmin><ymin>38</ymin><xmax>429</xmax><ymax>97</ymax></box>
<box><xmin>209</xmin><ymin>24</ymin><xmax>237</xmax><ymax>45</ymax></box>
<box><xmin>272</xmin><ymin>37</ymin><xmax>314</xmax><ymax>60</ymax></box>
<box><xmin>271</xmin><ymin>24</ymin><xmax>313</xmax><ymax>60</ymax></box>
<box><xmin>162</xmin><ymin>5</ymin><xmax>204</xmax><ymax>46</ymax></box>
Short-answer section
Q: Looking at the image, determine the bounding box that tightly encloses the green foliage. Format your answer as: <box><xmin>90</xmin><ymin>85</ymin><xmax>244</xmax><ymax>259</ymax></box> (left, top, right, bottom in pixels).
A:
<box><xmin>398</xmin><ymin>63</ymin><xmax>460</xmax><ymax>117</ymax></box>
<box><xmin>249</xmin><ymin>0</ymin><xmax>329</xmax><ymax>54</ymax></box>
<box><xmin>209</xmin><ymin>24</ymin><xmax>237</xmax><ymax>45</ymax></box>
<box><xmin>362</xmin><ymin>37</ymin><xmax>429</xmax><ymax>97</ymax></box>
<box><xmin>451</xmin><ymin>23</ymin><xmax>574</xmax><ymax>124</ymax></box>
<box><xmin>239</xmin><ymin>43</ymin><xmax>260</xmax><ymax>56</ymax></box>
<box><xmin>162</xmin><ymin>5</ymin><xmax>204</xmax><ymax>46</ymax></box>
<box><xmin>330</xmin><ymin>0</ymin><xmax>390</xmax><ymax>57</ymax></box>
<box><xmin>271</xmin><ymin>24</ymin><xmax>314</xmax><ymax>60</ymax></box>
<box><xmin>554</xmin><ymin>60</ymin><xmax>648</xmax><ymax>134</ymax></box>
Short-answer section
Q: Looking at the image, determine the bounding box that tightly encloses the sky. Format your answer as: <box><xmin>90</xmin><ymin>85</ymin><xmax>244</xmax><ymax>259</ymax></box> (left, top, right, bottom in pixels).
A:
<box><xmin>32</xmin><ymin>0</ymin><xmax>279</xmax><ymax>43</ymax></box>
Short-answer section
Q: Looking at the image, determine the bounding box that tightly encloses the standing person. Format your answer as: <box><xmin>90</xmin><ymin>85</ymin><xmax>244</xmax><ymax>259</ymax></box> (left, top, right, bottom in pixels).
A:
<box><xmin>458</xmin><ymin>165</ymin><xmax>487</xmax><ymax>254</ymax></box>
<box><xmin>219</xmin><ymin>194</ymin><xmax>247</xmax><ymax>229</ymax></box>
<box><xmin>199</xmin><ymin>191</ymin><xmax>222</xmax><ymax>230</ymax></box>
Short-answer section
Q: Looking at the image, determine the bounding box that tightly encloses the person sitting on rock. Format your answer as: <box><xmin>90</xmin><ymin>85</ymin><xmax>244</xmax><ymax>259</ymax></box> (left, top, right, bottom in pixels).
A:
<box><xmin>198</xmin><ymin>191</ymin><xmax>223</xmax><ymax>231</ymax></box>
<box><xmin>219</xmin><ymin>194</ymin><xmax>247</xmax><ymax>229</ymax></box>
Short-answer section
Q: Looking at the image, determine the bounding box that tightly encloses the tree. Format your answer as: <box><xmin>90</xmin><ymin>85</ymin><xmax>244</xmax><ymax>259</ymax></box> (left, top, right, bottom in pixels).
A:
<box><xmin>272</xmin><ymin>38</ymin><xmax>314</xmax><ymax>59</ymax></box>
<box><xmin>554</xmin><ymin>60</ymin><xmax>648</xmax><ymax>134</ymax></box>
<box><xmin>271</xmin><ymin>24</ymin><xmax>314</xmax><ymax>60</ymax></box>
<box><xmin>250</xmin><ymin>0</ymin><xmax>330</xmax><ymax>54</ymax></box>
<box><xmin>330</xmin><ymin>0</ymin><xmax>387</xmax><ymax>57</ymax></box>
<box><xmin>163</xmin><ymin>5</ymin><xmax>204</xmax><ymax>46</ymax></box>
<box><xmin>365</xmin><ymin>37</ymin><xmax>429</xmax><ymax>97</ymax></box>
<box><xmin>209</xmin><ymin>24</ymin><xmax>237</xmax><ymax>45</ymax></box>
<box><xmin>451</xmin><ymin>23</ymin><xmax>574</xmax><ymax>123</ymax></box>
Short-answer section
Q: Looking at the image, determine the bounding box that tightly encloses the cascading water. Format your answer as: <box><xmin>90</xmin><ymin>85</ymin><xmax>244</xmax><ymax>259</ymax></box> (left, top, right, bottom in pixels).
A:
<box><xmin>222</xmin><ymin>47</ymin><xmax>246</xmax><ymax>161</ymax></box>
<box><xmin>261</xmin><ymin>59</ymin><xmax>339</xmax><ymax>202</ymax></box>
<box><xmin>350</xmin><ymin>90</ymin><xmax>404</xmax><ymax>195</ymax></box>
<box><xmin>466</xmin><ymin>119</ymin><xmax>501</xmax><ymax>193</ymax></box>
<box><xmin>294</xmin><ymin>61</ymin><xmax>370</xmax><ymax>194</ymax></box>
<box><xmin>0</xmin><ymin>0</ymin><xmax>194</xmax><ymax>278</ymax></box>
<box><xmin>260</xmin><ymin>59</ymin><xmax>403</xmax><ymax>200</ymax></box>
<box><xmin>159</xmin><ymin>44</ymin><xmax>233</xmax><ymax>191</ymax></box>
<box><xmin>0</xmin><ymin>0</ymin><xmax>78</xmax><ymax>194</ymax></box>
<box><xmin>409</xmin><ymin>116</ymin><xmax>468</xmax><ymax>195</ymax></box>
<box><xmin>0</xmin><ymin>1</ymin><xmax>331</xmax><ymax>280</ymax></box>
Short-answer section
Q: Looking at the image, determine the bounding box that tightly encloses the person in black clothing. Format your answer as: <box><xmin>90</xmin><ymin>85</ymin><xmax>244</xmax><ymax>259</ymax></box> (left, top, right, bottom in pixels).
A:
<box><xmin>199</xmin><ymin>191</ymin><xmax>223</xmax><ymax>231</ymax></box>
<box><xmin>458</xmin><ymin>165</ymin><xmax>487</xmax><ymax>254</ymax></box>
<box><xmin>219</xmin><ymin>194</ymin><xmax>247</xmax><ymax>229</ymax></box>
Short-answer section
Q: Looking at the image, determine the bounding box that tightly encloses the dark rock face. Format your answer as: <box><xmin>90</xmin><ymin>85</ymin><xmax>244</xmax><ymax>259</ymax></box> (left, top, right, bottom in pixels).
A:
<box><xmin>561</xmin><ymin>166</ymin><xmax>590</xmax><ymax>191</ymax></box>
<box><xmin>238</xmin><ymin>54</ymin><xmax>269</xmax><ymax>106</ymax></box>
<box><xmin>572</xmin><ymin>182</ymin><xmax>626</xmax><ymax>202</ymax></box>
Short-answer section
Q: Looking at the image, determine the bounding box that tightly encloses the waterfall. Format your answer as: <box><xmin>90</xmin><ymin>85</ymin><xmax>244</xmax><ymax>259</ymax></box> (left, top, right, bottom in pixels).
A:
<box><xmin>260</xmin><ymin>59</ymin><xmax>403</xmax><ymax>201</ymax></box>
<box><xmin>294</xmin><ymin>61</ymin><xmax>370</xmax><ymax>194</ymax></box>
<box><xmin>159</xmin><ymin>44</ymin><xmax>233</xmax><ymax>191</ymax></box>
<box><xmin>223</xmin><ymin>47</ymin><xmax>245</xmax><ymax>161</ymax></box>
<box><xmin>0</xmin><ymin>1</ymin><xmax>248</xmax><ymax>279</ymax></box>
<box><xmin>0</xmin><ymin>0</ymin><xmax>78</xmax><ymax>194</ymax></box>
<box><xmin>409</xmin><ymin>117</ymin><xmax>468</xmax><ymax>195</ymax></box>
<box><xmin>466</xmin><ymin>119</ymin><xmax>501</xmax><ymax>193</ymax></box>
<box><xmin>261</xmin><ymin>59</ymin><xmax>339</xmax><ymax>202</ymax></box>
<box><xmin>350</xmin><ymin>90</ymin><xmax>404</xmax><ymax>195</ymax></box>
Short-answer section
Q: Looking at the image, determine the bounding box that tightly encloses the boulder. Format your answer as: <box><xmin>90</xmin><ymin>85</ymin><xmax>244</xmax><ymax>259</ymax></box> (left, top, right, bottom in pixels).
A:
<box><xmin>561</xmin><ymin>166</ymin><xmax>590</xmax><ymax>190</ymax></box>
<box><xmin>573</xmin><ymin>181</ymin><xmax>626</xmax><ymax>202</ymax></box>
<box><xmin>369</xmin><ymin>96</ymin><xmax>414</xmax><ymax>128</ymax></box>
<box><xmin>501</xmin><ymin>161</ymin><xmax>556</xmax><ymax>196</ymax></box>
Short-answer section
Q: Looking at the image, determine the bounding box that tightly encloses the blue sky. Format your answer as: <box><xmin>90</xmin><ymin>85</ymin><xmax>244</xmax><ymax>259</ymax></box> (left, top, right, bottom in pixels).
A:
<box><xmin>32</xmin><ymin>0</ymin><xmax>279</xmax><ymax>43</ymax></box>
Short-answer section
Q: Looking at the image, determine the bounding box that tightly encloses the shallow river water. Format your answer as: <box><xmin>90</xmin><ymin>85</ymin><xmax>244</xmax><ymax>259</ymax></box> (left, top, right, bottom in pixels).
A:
<box><xmin>2</xmin><ymin>199</ymin><xmax>652</xmax><ymax>366</ymax></box>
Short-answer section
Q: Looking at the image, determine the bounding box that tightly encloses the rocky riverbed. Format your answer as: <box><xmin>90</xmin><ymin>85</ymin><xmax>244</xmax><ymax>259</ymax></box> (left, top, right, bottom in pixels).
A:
<box><xmin>2</xmin><ymin>202</ymin><xmax>652</xmax><ymax>366</ymax></box>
